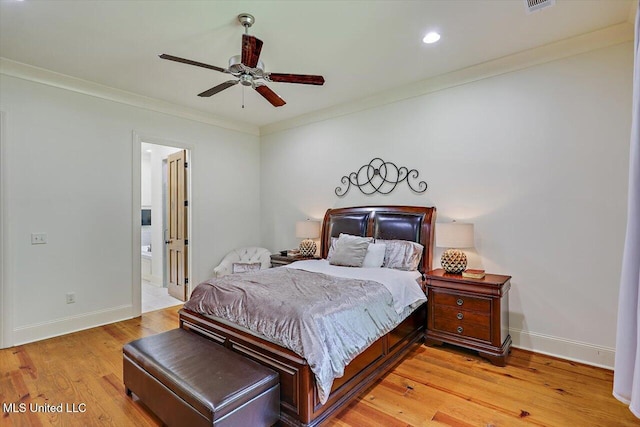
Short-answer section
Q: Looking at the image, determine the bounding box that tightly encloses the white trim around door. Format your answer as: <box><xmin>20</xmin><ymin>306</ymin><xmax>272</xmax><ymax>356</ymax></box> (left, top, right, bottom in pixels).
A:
<box><xmin>131</xmin><ymin>132</ymin><xmax>194</xmax><ymax>317</ymax></box>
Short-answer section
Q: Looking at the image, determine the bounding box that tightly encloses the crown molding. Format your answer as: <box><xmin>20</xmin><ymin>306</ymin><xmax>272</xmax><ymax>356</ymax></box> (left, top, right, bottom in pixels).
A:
<box><xmin>0</xmin><ymin>58</ymin><xmax>259</xmax><ymax>136</ymax></box>
<box><xmin>260</xmin><ymin>22</ymin><xmax>634</xmax><ymax>136</ymax></box>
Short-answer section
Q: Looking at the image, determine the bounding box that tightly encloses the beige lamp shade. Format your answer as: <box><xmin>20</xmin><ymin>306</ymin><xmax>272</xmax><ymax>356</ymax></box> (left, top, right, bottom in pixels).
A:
<box><xmin>296</xmin><ymin>220</ymin><xmax>321</xmax><ymax>257</ymax></box>
<box><xmin>436</xmin><ymin>222</ymin><xmax>474</xmax><ymax>248</ymax></box>
<box><xmin>295</xmin><ymin>220</ymin><xmax>321</xmax><ymax>239</ymax></box>
<box><xmin>436</xmin><ymin>222</ymin><xmax>474</xmax><ymax>274</ymax></box>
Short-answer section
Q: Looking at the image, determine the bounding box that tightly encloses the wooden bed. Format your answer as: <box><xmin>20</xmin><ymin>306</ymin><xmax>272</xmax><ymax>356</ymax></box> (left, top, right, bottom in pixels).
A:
<box><xmin>179</xmin><ymin>205</ymin><xmax>436</xmax><ymax>426</ymax></box>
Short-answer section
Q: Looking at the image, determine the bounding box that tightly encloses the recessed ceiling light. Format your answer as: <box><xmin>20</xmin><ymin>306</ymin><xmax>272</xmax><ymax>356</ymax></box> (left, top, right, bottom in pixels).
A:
<box><xmin>423</xmin><ymin>32</ymin><xmax>441</xmax><ymax>44</ymax></box>
<box><xmin>145</xmin><ymin>149</ymin><xmax>152</xmax><ymax>153</ymax></box>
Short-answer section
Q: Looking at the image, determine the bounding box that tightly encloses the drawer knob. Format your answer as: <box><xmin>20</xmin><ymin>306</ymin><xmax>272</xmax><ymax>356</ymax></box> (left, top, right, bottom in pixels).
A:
<box><xmin>457</xmin><ymin>326</ymin><xmax>464</xmax><ymax>334</ymax></box>
<box><xmin>456</xmin><ymin>298</ymin><xmax>464</xmax><ymax>306</ymax></box>
<box><xmin>457</xmin><ymin>312</ymin><xmax>464</xmax><ymax>320</ymax></box>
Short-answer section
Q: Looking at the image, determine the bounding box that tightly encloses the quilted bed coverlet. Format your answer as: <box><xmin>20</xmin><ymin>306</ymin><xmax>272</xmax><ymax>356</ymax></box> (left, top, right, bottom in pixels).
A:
<box><xmin>184</xmin><ymin>267</ymin><xmax>412</xmax><ymax>404</ymax></box>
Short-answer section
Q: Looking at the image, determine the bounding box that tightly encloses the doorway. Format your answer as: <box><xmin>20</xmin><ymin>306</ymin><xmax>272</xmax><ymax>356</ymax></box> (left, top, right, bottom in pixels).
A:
<box><xmin>140</xmin><ymin>141</ymin><xmax>189</xmax><ymax>312</ymax></box>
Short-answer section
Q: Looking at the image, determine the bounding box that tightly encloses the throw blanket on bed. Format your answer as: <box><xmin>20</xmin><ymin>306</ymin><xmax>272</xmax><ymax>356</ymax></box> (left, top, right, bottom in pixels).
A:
<box><xmin>184</xmin><ymin>267</ymin><xmax>403</xmax><ymax>404</ymax></box>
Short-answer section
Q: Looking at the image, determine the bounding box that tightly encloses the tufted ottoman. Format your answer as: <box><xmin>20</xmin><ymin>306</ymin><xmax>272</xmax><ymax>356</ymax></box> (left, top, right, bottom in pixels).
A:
<box><xmin>123</xmin><ymin>328</ymin><xmax>280</xmax><ymax>427</ymax></box>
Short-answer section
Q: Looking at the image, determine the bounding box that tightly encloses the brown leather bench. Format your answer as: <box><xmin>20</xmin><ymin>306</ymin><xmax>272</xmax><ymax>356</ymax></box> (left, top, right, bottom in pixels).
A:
<box><xmin>123</xmin><ymin>328</ymin><xmax>280</xmax><ymax>427</ymax></box>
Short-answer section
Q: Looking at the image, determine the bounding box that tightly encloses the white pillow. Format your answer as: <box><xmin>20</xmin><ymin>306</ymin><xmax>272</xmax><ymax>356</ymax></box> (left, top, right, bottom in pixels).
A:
<box><xmin>326</xmin><ymin>237</ymin><xmax>338</xmax><ymax>260</ymax></box>
<box><xmin>362</xmin><ymin>243</ymin><xmax>386</xmax><ymax>268</ymax></box>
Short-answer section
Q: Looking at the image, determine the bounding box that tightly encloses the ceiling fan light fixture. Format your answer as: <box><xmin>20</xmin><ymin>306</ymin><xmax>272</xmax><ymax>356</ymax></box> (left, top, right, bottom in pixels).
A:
<box><xmin>423</xmin><ymin>31</ymin><xmax>441</xmax><ymax>44</ymax></box>
<box><xmin>239</xmin><ymin>74</ymin><xmax>253</xmax><ymax>86</ymax></box>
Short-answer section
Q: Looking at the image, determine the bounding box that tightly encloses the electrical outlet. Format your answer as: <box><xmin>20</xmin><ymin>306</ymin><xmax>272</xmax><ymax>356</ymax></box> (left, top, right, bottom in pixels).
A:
<box><xmin>31</xmin><ymin>233</ymin><xmax>47</xmax><ymax>245</ymax></box>
<box><xmin>66</xmin><ymin>292</ymin><xmax>75</xmax><ymax>304</ymax></box>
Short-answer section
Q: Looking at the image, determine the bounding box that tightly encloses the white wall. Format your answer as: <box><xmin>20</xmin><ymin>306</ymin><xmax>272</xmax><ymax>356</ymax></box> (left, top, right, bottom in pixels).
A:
<box><xmin>261</xmin><ymin>43</ymin><xmax>633</xmax><ymax>367</ymax></box>
<box><xmin>0</xmin><ymin>74</ymin><xmax>261</xmax><ymax>345</ymax></box>
<box><xmin>141</xmin><ymin>151</ymin><xmax>151</xmax><ymax>208</ymax></box>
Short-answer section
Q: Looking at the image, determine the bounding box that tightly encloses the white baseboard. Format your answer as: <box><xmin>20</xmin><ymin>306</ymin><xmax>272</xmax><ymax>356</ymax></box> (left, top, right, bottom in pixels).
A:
<box><xmin>12</xmin><ymin>305</ymin><xmax>134</xmax><ymax>346</ymax></box>
<box><xmin>510</xmin><ymin>328</ymin><xmax>615</xmax><ymax>369</ymax></box>
<box><xmin>149</xmin><ymin>275</ymin><xmax>163</xmax><ymax>287</ymax></box>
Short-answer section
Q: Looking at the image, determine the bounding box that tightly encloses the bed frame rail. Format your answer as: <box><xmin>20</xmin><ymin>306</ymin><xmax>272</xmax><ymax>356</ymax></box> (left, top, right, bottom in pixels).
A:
<box><xmin>180</xmin><ymin>305</ymin><xmax>425</xmax><ymax>426</ymax></box>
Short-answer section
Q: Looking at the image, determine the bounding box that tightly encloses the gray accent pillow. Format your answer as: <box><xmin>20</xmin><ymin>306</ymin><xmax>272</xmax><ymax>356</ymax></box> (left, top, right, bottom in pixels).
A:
<box><xmin>329</xmin><ymin>234</ymin><xmax>372</xmax><ymax>267</ymax></box>
<box><xmin>376</xmin><ymin>239</ymin><xmax>424</xmax><ymax>271</ymax></box>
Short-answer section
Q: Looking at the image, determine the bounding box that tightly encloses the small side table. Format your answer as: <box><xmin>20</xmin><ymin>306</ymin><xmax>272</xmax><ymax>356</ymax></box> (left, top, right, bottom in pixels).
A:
<box><xmin>270</xmin><ymin>254</ymin><xmax>319</xmax><ymax>267</ymax></box>
<box><xmin>425</xmin><ymin>269</ymin><xmax>512</xmax><ymax>366</ymax></box>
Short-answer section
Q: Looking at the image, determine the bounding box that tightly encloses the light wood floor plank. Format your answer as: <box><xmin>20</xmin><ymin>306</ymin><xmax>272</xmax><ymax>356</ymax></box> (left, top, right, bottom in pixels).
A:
<box><xmin>357</xmin><ymin>371</ymin><xmax>538</xmax><ymax>427</ymax></box>
<box><xmin>0</xmin><ymin>307</ymin><xmax>636</xmax><ymax>426</ymax></box>
<box><xmin>412</xmin><ymin>344</ymin><xmax>614</xmax><ymax>406</ymax></box>
<box><xmin>394</xmin><ymin>360</ymin><xmax>600</xmax><ymax>425</ymax></box>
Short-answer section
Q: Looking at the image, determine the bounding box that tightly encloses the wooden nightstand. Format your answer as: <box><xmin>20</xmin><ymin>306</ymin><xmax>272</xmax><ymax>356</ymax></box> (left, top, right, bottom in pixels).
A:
<box><xmin>270</xmin><ymin>254</ymin><xmax>319</xmax><ymax>267</ymax></box>
<box><xmin>425</xmin><ymin>269</ymin><xmax>512</xmax><ymax>366</ymax></box>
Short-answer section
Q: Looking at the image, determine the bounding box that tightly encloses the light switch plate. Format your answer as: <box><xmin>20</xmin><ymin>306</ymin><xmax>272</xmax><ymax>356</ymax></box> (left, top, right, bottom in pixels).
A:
<box><xmin>31</xmin><ymin>233</ymin><xmax>47</xmax><ymax>244</ymax></box>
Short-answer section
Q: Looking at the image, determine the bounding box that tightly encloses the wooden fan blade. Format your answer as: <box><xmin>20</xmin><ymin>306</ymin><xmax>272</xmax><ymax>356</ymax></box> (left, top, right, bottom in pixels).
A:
<box><xmin>159</xmin><ymin>54</ymin><xmax>226</xmax><ymax>73</ymax></box>
<box><xmin>255</xmin><ymin>85</ymin><xmax>286</xmax><ymax>107</ymax></box>
<box><xmin>268</xmin><ymin>73</ymin><xmax>325</xmax><ymax>85</ymax></box>
<box><xmin>241</xmin><ymin>34</ymin><xmax>263</xmax><ymax>68</ymax></box>
<box><xmin>198</xmin><ymin>80</ymin><xmax>238</xmax><ymax>97</ymax></box>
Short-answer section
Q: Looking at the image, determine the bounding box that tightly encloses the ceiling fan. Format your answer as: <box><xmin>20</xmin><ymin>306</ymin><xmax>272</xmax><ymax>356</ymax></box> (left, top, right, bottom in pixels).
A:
<box><xmin>159</xmin><ymin>13</ymin><xmax>325</xmax><ymax>107</ymax></box>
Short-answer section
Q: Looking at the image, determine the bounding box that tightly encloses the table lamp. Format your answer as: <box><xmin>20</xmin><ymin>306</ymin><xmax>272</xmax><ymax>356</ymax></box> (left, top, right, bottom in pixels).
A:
<box><xmin>436</xmin><ymin>222</ymin><xmax>474</xmax><ymax>274</ymax></box>
<box><xmin>295</xmin><ymin>220</ymin><xmax>321</xmax><ymax>257</ymax></box>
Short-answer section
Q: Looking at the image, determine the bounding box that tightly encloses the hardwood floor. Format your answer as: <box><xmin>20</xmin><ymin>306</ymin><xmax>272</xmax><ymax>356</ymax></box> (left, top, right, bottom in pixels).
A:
<box><xmin>1</xmin><ymin>307</ymin><xmax>635</xmax><ymax>426</ymax></box>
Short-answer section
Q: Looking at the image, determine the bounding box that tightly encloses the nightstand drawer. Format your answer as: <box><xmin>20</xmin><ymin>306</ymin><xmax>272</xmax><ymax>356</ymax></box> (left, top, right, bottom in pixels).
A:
<box><xmin>433</xmin><ymin>318</ymin><xmax>491</xmax><ymax>342</ymax></box>
<box><xmin>432</xmin><ymin>292</ymin><xmax>490</xmax><ymax>312</ymax></box>
<box><xmin>434</xmin><ymin>304</ymin><xmax>490</xmax><ymax>326</ymax></box>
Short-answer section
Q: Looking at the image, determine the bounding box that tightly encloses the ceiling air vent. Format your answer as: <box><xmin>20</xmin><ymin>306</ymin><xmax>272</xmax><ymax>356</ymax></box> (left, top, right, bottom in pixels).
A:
<box><xmin>524</xmin><ymin>0</ymin><xmax>556</xmax><ymax>14</ymax></box>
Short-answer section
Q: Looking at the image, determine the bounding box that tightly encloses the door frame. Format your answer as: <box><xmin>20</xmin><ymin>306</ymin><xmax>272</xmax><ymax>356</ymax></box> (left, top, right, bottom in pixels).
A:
<box><xmin>132</xmin><ymin>132</ymin><xmax>194</xmax><ymax>317</ymax></box>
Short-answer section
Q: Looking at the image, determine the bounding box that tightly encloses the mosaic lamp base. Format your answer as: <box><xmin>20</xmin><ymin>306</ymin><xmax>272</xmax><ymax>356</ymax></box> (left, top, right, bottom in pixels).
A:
<box><xmin>299</xmin><ymin>239</ymin><xmax>317</xmax><ymax>257</ymax></box>
<box><xmin>441</xmin><ymin>249</ymin><xmax>467</xmax><ymax>274</ymax></box>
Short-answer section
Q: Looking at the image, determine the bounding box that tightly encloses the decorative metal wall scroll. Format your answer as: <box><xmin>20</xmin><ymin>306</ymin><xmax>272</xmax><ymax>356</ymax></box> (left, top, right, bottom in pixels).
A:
<box><xmin>335</xmin><ymin>157</ymin><xmax>428</xmax><ymax>197</ymax></box>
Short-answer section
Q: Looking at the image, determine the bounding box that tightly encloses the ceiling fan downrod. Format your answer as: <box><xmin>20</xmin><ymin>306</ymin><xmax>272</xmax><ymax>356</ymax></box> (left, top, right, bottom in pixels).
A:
<box><xmin>238</xmin><ymin>13</ymin><xmax>255</xmax><ymax>35</ymax></box>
